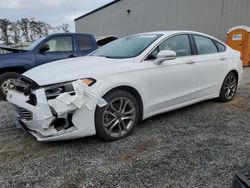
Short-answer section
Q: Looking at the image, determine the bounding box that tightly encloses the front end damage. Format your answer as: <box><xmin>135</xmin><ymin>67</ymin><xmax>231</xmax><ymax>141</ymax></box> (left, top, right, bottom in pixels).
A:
<box><xmin>7</xmin><ymin>76</ymin><xmax>107</xmax><ymax>142</ymax></box>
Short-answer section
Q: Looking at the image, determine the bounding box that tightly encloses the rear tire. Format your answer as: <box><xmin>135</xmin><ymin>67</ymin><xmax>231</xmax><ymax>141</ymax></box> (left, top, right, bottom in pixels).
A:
<box><xmin>218</xmin><ymin>72</ymin><xmax>238</xmax><ymax>102</ymax></box>
<box><xmin>0</xmin><ymin>72</ymin><xmax>21</xmax><ymax>100</ymax></box>
<box><xmin>95</xmin><ymin>90</ymin><xmax>139</xmax><ymax>141</ymax></box>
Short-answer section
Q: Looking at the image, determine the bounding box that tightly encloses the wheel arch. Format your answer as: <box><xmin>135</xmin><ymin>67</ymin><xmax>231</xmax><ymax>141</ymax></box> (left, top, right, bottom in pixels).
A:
<box><xmin>229</xmin><ymin>70</ymin><xmax>239</xmax><ymax>81</ymax></box>
<box><xmin>101</xmin><ymin>85</ymin><xmax>144</xmax><ymax>121</ymax></box>
<box><xmin>0</xmin><ymin>67</ymin><xmax>27</xmax><ymax>75</ymax></box>
<box><xmin>218</xmin><ymin>69</ymin><xmax>239</xmax><ymax>102</ymax></box>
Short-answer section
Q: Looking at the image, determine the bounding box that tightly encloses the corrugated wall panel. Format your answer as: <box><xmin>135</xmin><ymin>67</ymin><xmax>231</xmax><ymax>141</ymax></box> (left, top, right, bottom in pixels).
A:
<box><xmin>75</xmin><ymin>0</ymin><xmax>250</xmax><ymax>41</ymax></box>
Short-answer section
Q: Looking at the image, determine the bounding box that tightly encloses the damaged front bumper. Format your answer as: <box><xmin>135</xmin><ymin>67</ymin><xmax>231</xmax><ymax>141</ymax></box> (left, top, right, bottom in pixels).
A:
<box><xmin>7</xmin><ymin>79</ymin><xmax>107</xmax><ymax>142</ymax></box>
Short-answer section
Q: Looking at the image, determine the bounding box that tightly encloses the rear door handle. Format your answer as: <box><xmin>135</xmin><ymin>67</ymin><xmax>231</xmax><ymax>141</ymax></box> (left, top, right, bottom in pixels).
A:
<box><xmin>186</xmin><ymin>60</ymin><xmax>196</xmax><ymax>65</ymax></box>
<box><xmin>220</xmin><ymin>57</ymin><xmax>226</xmax><ymax>61</ymax></box>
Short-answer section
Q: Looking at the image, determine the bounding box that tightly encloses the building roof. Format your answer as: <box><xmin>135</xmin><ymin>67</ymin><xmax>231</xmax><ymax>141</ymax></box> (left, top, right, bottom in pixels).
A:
<box><xmin>74</xmin><ymin>0</ymin><xmax>121</xmax><ymax>21</ymax></box>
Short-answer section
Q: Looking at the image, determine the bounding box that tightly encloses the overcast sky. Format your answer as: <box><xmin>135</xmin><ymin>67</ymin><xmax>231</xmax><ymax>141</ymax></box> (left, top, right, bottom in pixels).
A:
<box><xmin>0</xmin><ymin>0</ymin><xmax>113</xmax><ymax>32</ymax></box>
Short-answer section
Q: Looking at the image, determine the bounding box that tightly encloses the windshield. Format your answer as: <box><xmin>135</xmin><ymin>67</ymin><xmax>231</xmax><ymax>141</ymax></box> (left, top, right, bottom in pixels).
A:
<box><xmin>91</xmin><ymin>34</ymin><xmax>162</xmax><ymax>58</ymax></box>
<box><xmin>25</xmin><ymin>37</ymin><xmax>46</xmax><ymax>50</ymax></box>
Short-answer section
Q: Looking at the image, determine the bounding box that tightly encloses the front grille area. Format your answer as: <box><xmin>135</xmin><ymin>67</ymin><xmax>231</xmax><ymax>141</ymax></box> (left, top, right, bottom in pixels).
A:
<box><xmin>14</xmin><ymin>106</ymin><xmax>33</xmax><ymax>121</ymax></box>
<box><xmin>11</xmin><ymin>76</ymin><xmax>38</xmax><ymax>106</ymax></box>
<box><xmin>13</xmin><ymin>76</ymin><xmax>39</xmax><ymax>96</ymax></box>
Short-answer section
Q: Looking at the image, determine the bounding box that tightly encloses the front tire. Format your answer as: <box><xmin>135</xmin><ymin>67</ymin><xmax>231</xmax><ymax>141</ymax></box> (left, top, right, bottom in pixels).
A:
<box><xmin>218</xmin><ymin>72</ymin><xmax>238</xmax><ymax>102</ymax></box>
<box><xmin>0</xmin><ymin>72</ymin><xmax>21</xmax><ymax>100</ymax></box>
<box><xmin>95</xmin><ymin>90</ymin><xmax>139</xmax><ymax>141</ymax></box>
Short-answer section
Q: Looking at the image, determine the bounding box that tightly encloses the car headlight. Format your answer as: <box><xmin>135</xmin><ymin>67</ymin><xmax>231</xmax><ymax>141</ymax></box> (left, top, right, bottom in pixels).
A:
<box><xmin>81</xmin><ymin>78</ymin><xmax>96</xmax><ymax>86</ymax></box>
<box><xmin>44</xmin><ymin>78</ymin><xmax>96</xmax><ymax>100</ymax></box>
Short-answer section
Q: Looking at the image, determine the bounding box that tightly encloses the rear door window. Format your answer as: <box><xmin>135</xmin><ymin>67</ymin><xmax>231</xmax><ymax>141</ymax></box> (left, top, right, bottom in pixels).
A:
<box><xmin>215</xmin><ymin>41</ymin><xmax>226</xmax><ymax>52</ymax></box>
<box><xmin>194</xmin><ymin>35</ymin><xmax>218</xmax><ymax>55</ymax></box>
<box><xmin>78</xmin><ymin>35</ymin><xmax>94</xmax><ymax>51</ymax></box>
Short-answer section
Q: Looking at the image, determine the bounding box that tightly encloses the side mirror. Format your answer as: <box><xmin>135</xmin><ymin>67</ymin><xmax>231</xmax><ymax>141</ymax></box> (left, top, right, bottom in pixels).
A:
<box><xmin>39</xmin><ymin>44</ymin><xmax>50</xmax><ymax>54</ymax></box>
<box><xmin>154</xmin><ymin>50</ymin><xmax>177</xmax><ymax>65</ymax></box>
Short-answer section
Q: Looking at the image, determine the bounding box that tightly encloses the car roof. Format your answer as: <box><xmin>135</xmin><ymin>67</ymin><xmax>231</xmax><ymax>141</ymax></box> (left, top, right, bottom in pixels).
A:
<box><xmin>48</xmin><ymin>33</ymin><xmax>95</xmax><ymax>37</ymax></box>
<box><xmin>137</xmin><ymin>30</ymin><xmax>225</xmax><ymax>44</ymax></box>
<box><xmin>139</xmin><ymin>30</ymin><xmax>208</xmax><ymax>36</ymax></box>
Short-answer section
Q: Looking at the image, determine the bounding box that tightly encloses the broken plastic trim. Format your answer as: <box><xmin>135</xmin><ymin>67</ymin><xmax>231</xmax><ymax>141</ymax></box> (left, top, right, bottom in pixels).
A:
<box><xmin>14</xmin><ymin>75</ymin><xmax>40</xmax><ymax>92</ymax></box>
<box><xmin>43</xmin><ymin>78</ymin><xmax>96</xmax><ymax>100</ymax></box>
<box><xmin>8</xmin><ymin>78</ymin><xmax>107</xmax><ymax>140</ymax></box>
<box><xmin>45</xmin><ymin>82</ymin><xmax>75</xmax><ymax>100</ymax></box>
<box><xmin>52</xmin><ymin>80</ymin><xmax>108</xmax><ymax>111</ymax></box>
<box><xmin>52</xmin><ymin>113</ymin><xmax>74</xmax><ymax>131</ymax></box>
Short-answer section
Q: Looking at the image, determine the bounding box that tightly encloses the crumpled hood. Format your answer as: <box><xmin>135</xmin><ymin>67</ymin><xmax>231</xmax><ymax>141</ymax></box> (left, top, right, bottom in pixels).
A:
<box><xmin>24</xmin><ymin>56</ymin><xmax>135</xmax><ymax>86</ymax></box>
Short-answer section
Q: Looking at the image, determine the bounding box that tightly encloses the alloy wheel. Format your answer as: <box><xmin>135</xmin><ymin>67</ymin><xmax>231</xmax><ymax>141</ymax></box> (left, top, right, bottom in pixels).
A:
<box><xmin>1</xmin><ymin>79</ymin><xmax>15</xmax><ymax>95</ymax></box>
<box><xmin>224</xmin><ymin>74</ymin><xmax>237</xmax><ymax>100</ymax></box>
<box><xmin>102</xmin><ymin>97</ymin><xmax>136</xmax><ymax>138</ymax></box>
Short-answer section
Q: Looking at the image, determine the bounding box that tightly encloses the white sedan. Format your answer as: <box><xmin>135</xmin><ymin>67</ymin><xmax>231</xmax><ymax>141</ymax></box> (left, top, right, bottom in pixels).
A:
<box><xmin>7</xmin><ymin>31</ymin><xmax>243</xmax><ymax>142</ymax></box>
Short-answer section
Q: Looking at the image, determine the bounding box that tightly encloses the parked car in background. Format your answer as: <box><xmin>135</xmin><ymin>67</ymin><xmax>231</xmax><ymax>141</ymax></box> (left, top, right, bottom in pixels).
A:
<box><xmin>7</xmin><ymin>31</ymin><xmax>243</xmax><ymax>142</ymax></box>
<box><xmin>0</xmin><ymin>44</ymin><xmax>11</xmax><ymax>55</ymax></box>
<box><xmin>0</xmin><ymin>33</ymin><xmax>98</xmax><ymax>99</ymax></box>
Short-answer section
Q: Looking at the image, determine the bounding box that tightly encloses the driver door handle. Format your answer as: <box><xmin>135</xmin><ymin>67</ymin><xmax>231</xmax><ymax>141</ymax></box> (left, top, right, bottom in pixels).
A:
<box><xmin>186</xmin><ymin>60</ymin><xmax>196</xmax><ymax>65</ymax></box>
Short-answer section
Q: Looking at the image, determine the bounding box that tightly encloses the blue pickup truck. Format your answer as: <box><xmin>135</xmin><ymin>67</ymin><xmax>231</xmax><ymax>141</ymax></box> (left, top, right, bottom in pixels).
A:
<box><xmin>0</xmin><ymin>33</ymin><xmax>98</xmax><ymax>99</ymax></box>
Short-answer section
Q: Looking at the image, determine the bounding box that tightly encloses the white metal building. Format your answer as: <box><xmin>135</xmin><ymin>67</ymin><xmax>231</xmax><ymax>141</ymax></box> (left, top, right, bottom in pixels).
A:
<box><xmin>75</xmin><ymin>0</ymin><xmax>250</xmax><ymax>41</ymax></box>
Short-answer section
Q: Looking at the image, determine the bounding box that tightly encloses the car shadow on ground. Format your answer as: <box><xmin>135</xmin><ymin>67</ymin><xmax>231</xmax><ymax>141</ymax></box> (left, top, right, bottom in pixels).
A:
<box><xmin>35</xmin><ymin>99</ymin><xmax>219</xmax><ymax>147</ymax></box>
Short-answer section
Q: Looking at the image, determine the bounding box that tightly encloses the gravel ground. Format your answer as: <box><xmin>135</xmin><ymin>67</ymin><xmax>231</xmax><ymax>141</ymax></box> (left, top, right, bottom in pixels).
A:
<box><xmin>0</xmin><ymin>69</ymin><xmax>250</xmax><ymax>188</ymax></box>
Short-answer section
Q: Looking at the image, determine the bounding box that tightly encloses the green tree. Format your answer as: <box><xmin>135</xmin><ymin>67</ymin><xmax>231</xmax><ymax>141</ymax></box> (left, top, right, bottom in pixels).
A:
<box><xmin>9</xmin><ymin>21</ymin><xmax>21</xmax><ymax>44</ymax></box>
<box><xmin>0</xmin><ymin>19</ymin><xmax>11</xmax><ymax>45</ymax></box>
<box><xmin>0</xmin><ymin>17</ymin><xmax>69</xmax><ymax>45</ymax></box>
<box><xmin>19</xmin><ymin>18</ymin><xmax>30</xmax><ymax>42</ymax></box>
<box><xmin>40</xmin><ymin>22</ymin><xmax>51</xmax><ymax>36</ymax></box>
<box><xmin>29</xmin><ymin>18</ymin><xmax>38</xmax><ymax>41</ymax></box>
<box><xmin>60</xmin><ymin>23</ymin><xmax>69</xmax><ymax>33</ymax></box>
